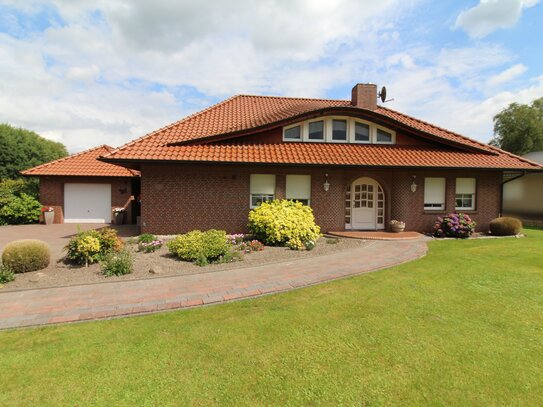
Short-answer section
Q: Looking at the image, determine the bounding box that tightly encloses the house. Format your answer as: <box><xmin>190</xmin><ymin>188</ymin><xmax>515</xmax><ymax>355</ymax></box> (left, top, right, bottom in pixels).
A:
<box><xmin>24</xmin><ymin>84</ymin><xmax>543</xmax><ymax>234</ymax></box>
<box><xmin>21</xmin><ymin>145</ymin><xmax>140</xmax><ymax>224</ymax></box>
<box><xmin>503</xmin><ymin>151</ymin><xmax>543</xmax><ymax>219</ymax></box>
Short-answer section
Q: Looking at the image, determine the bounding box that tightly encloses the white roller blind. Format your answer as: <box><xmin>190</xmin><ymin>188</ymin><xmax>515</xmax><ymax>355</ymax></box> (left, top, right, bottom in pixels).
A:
<box><xmin>456</xmin><ymin>178</ymin><xmax>476</xmax><ymax>194</ymax></box>
<box><xmin>250</xmin><ymin>174</ymin><xmax>275</xmax><ymax>194</ymax></box>
<box><xmin>424</xmin><ymin>177</ymin><xmax>446</xmax><ymax>204</ymax></box>
<box><xmin>286</xmin><ymin>175</ymin><xmax>311</xmax><ymax>200</ymax></box>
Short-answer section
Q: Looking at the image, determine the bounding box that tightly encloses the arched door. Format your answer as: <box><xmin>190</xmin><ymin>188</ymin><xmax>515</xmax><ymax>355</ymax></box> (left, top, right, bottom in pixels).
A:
<box><xmin>350</xmin><ymin>177</ymin><xmax>384</xmax><ymax>230</ymax></box>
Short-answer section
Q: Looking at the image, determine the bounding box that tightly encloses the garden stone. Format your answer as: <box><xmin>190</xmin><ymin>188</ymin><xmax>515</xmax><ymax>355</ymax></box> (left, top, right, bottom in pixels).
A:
<box><xmin>30</xmin><ymin>272</ymin><xmax>47</xmax><ymax>282</ymax></box>
<box><xmin>149</xmin><ymin>266</ymin><xmax>163</xmax><ymax>275</ymax></box>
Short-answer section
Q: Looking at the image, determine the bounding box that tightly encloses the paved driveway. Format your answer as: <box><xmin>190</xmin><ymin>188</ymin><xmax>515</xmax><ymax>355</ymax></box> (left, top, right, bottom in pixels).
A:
<box><xmin>0</xmin><ymin>224</ymin><xmax>139</xmax><ymax>258</ymax></box>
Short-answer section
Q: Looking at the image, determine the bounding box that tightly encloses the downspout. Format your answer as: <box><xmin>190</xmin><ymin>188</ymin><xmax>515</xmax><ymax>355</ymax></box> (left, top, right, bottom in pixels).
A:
<box><xmin>500</xmin><ymin>171</ymin><xmax>526</xmax><ymax>216</ymax></box>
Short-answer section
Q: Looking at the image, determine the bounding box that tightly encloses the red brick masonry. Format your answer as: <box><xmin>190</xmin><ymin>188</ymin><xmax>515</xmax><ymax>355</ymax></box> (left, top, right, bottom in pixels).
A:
<box><xmin>141</xmin><ymin>163</ymin><xmax>501</xmax><ymax>235</ymax></box>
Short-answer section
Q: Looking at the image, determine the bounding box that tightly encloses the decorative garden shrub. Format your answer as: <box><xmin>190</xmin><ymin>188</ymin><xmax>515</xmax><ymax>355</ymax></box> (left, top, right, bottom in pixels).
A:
<box><xmin>101</xmin><ymin>249</ymin><xmax>133</xmax><ymax>277</ymax></box>
<box><xmin>489</xmin><ymin>217</ymin><xmax>522</xmax><ymax>236</ymax></box>
<box><xmin>1</xmin><ymin>239</ymin><xmax>50</xmax><ymax>273</ymax></box>
<box><xmin>137</xmin><ymin>233</ymin><xmax>163</xmax><ymax>253</ymax></box>
<box><xmin>65</xmin><ymin>228</ymin><xmax>124</xmax><ymax>266</ymax></box>
<box><xmin>0</xmin><ymin>263</ymin><xmax>15</xmax><ymax>283</ymax></box>
<box><xmin>248</xmin><ymin>200</ymin><xmax>321</xmax><ymax>250</ymax></box>
<box><xmin>168</xmin><ymin>229</ymin><xmax>229</xmax><ymax>266</ymax></box>
<box><xmin>0</xmin><ymin>193</ymin><xmax>41</xmax><ymax>225</ymax></box>
<box><xmin>433</xmin><ymin>213</ymin><xmax>476</xmax><ymax>238</ymax></box>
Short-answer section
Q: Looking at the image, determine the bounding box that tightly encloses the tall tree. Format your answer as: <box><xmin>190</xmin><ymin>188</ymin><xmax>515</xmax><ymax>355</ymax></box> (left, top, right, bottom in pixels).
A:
<box><xmin>0</xmin><ymin>123</ymin><xmax>68</xmax><ymax>180</ymax></box>
<box><xmin>490</xmin><ymin>98</ymin><xmax>543</xmax><ymax>156</ymax></box>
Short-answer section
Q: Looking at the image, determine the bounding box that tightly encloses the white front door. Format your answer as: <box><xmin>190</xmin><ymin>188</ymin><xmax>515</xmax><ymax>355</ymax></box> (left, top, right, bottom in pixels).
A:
<box><xmin>351</xmin><ymin>178</ymin><xmax>384</xmax><ymax>230</ymax></box>
<box><xmin>64</xmin><ymin>183</ymin><xmax>112</xmax><ymax>223</ymax></box>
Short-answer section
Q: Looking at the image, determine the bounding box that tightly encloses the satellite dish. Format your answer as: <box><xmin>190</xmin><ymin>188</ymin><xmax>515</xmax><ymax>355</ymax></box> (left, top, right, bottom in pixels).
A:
<box><xmin>378</xmin><ymin>86</ymin><xmax>387</xmax><ymax>103</ymax></box>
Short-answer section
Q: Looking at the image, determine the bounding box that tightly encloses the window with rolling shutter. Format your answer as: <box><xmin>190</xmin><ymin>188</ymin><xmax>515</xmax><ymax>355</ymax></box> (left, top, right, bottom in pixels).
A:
<box><xmin>424</xmin><ymin>177</ymin><xmax>446</xmax><ymax>210</ymax></box>
<box><xmin>455</xmin><ymin>178</ymin><xmax>476</xmax><ymax>210</ymax></box>
<box><xmin>250</xmin><ymin>174</ymin><xmax>275</xmax><ymax>208</ymax></box>
<box><xmin>286</xmin><ymin>175</ymin><xmax>311</xmax><ymax>206</ymax></box>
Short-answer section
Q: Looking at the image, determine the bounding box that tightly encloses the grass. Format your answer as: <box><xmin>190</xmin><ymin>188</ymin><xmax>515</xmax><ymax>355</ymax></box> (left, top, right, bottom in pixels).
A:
<box><xmin>1</xmin><ymin>229</ymin><xmax>542</xmax><ymax>406</ymax></box>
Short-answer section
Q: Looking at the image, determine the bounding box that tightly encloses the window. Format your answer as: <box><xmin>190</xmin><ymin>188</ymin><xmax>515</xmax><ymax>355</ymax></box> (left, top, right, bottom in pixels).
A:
<box><xmin>286</xmin><ymin>175</ymin><xmax>311</xmax><ymax>205</ymax></box>
<box><xmin>424</xmin><ymin>177</ymin><xmax>446</xmax><ymax>210</ymax></box>
<box><xmin>250</xmin><ymin>174</ymin><xmax>275</xmax><ymax>208</ymax></box>
<box><xmin>332</xmin><ymin>119</ymin><xmax>347</xmax><ymax>141</ymax></box>
<box><xmin>354</xmin><ymin>122</ymin><xmax>370</xmax><ymax>142</ymax></box>
<box><xmin>376</xmin><ymin>128</ymin><xmax>393</xmax><ymax>143</ymax></box>
<box><xmin>308</xmin><ymin>121</ymin><xmax>324</xmax><ymax>141</ymax></box>
<box><xmin>283</xmin><ymin>116</ymin><xmax>395</xmax><ymax>144</ymax></box>
<box><xmin>455</xmin><ymin>178</ymin><xmax>476</xmax><ymax>210</ymax></box>
<box><xmin>284</xmin><ymin>125</ymin><xmax>301</xmax><ymax>140</ymax></box>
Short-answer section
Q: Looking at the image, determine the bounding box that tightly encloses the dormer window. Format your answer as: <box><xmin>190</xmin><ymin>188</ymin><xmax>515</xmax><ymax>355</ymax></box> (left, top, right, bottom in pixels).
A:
<box><xmin>284</xmin><ymin>125</ymin><xmax>301</xmax><ymax>140</ymax></box>
<box><xmin>308</xmin><ymin>121</ymin><xmax>324</xmax><ymax>141</ymax></box>
<box><xmin>283</xmin><ymin>116</ymin><xmax>395</xmax><ymax>144</ymax></box>
<box><xmin>332</xmin><ymin>120</ymin><xmax>348</xmax><ymax>141</ymax></box>
<box><xmin>355</xmin><ymin>122</ymin><xmax>370</xmax><ymax>142</ymax></box>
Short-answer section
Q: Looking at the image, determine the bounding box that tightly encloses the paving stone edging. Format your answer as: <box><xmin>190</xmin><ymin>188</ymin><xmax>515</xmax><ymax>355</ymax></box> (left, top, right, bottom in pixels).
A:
<box><xmin>0</xmin><ymin>239</ymin><xmax>429</xmax><ymax>330</ymax></box>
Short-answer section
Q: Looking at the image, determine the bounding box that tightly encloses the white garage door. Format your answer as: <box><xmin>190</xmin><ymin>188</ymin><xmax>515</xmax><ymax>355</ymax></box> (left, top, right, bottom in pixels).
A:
<box><xmin>64</xmin><ymin>183</ymin><xmax>112</xmax><ymax>223</ymax></box>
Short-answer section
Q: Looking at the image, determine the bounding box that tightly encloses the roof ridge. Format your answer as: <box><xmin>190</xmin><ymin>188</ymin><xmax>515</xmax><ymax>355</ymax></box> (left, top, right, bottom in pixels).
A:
<box><xmin>235</xmin><ymin>94</ymin><xmax>350</xmax><ymax>103</ymax></box>
<box><xmin>103</xmin><ymin>95</ymin><xmax>242</xmax><ymax>158</ymax></box>
<box><xmin>21</xmin><ymin>144</ymin><xmax>112</xmax><ymax>174</ymax></box>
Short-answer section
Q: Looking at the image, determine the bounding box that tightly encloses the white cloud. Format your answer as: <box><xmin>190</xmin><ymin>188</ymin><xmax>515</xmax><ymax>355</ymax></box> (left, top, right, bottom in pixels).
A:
<box><xmin>0</xmin><ymin>0</ymin><xmax>540</xmax><ymax>153</ymax></box>
<box><xmin>455</xmin><ymin>0</ymin><xmax>539</xmax><ymax>38</ymax></box>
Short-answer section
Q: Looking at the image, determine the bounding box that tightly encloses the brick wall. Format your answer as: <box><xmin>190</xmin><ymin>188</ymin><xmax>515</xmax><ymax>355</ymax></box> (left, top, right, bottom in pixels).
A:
<box><xmin>140</xmin><ymin>163</ymin><xmax>503</xmax><ymax>235</ymax></box>
<box><xmin>38</xmin><ymin>176</ymin><xmax>135</xmax><ymax>224</ymax></box>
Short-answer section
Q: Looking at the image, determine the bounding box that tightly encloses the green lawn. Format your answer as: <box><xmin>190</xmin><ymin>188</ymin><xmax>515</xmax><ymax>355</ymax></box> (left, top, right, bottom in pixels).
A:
<box><xmin>1</xmin><ymin>229</ymin><xmax>542</xmax><ymax>406</ymax></box>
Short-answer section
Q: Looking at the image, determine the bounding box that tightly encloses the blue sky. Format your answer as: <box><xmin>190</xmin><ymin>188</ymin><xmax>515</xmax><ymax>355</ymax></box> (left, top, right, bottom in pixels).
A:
<box><xmin>0</xmin><ymin>0</ymin><xmax>541</xmax><ymax>152</ymax></box>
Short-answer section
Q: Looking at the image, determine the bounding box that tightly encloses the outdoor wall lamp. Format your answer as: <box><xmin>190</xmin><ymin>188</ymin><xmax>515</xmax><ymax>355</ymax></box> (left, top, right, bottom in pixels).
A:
<box><xmin>410</xmin><ymin>175</ymin><xmax>417</xmax><ymax>193</ymax></box>
<box><xmin>323</xmin><ymin>173</ymin><xmax>330</xmax><ymax>192</ymax></box>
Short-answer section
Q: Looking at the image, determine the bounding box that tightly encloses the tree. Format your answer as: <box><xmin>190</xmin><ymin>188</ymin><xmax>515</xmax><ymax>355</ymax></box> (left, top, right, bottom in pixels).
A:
<box><xmin>0</xmin><ymin>123</ymin><xmax>68</xmax><ymax>180</ymax></box>
<box><xmin>490</xmin><ymin>98</ymin><xmax>543</xmax><ymax>156</ymax></box>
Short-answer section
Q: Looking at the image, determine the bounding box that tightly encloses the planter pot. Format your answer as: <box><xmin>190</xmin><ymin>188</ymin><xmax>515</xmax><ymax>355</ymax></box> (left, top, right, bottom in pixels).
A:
<box><xmin>391</xmin><ymin>224</ymin><xmax>405</xmax><ymax>233</ymax></box>
<box><xmin>114</xmin><ymin>212</ymin><xmax>125</xmax><ymax>225</ymax></box>
<box><xmin>44</xmin><ymin>211</ymin><xmax>55</xmax><ymax>225</ymax></box>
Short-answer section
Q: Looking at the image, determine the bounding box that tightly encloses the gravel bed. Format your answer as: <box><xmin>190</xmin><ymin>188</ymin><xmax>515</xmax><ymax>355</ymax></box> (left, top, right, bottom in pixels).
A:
<box><xmin>1</xmin><ymin>237</ymin><xmax>368</xmax><ymax>291</ymax></box>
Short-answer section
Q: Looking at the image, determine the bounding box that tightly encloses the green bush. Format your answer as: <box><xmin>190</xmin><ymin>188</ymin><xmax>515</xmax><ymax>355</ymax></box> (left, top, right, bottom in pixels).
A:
<box><xmin>101</xmin><ymin>250</ymin><xmax>133</xmax><ymax>277</ymax></box>
<box><xmin>137</xmin><ymin>233</ymin><xmax>156</xmax><ymax>243</ymax></box>
<box><xmin>167</xmin><ymin>229</ymin><xmax>229</xmax><ymax>265</ymax></box>
<box><xmin>65</xmin><ymin>228</ymin><xmax>123</xmax><ymax>266</ymax></box>
<box><xmin>0</xmin><ymin>193</ymin><xmax>41</xmax><ymax>225</ymax></box>
<box><xmin>489</xmin><ymin>217</ymin><xmax>522</xmax><ymax>236</ymax></box>
<box><xmin>248</xmin><ymin>200</ymin><xmax>321</xmax><ymax>250</ymax></box>
<box><xmin>1</xmin><ymin>239</ymin><xmax>50</xmax><ymax>273</ymax></box>
<box><xmin>0</xmin><ymin>263</ymin><xmax>15</xmax><ymax>284</ymax></box>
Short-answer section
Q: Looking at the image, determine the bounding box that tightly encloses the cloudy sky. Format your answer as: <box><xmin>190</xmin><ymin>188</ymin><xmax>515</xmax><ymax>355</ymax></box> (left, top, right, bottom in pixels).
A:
<box><xmin>0</xmin><ymin>0</ymin><xmax>542</xmax><ymax>152</ymax></box>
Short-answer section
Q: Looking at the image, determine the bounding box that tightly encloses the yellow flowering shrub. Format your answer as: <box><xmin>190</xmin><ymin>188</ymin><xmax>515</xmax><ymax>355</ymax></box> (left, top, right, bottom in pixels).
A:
<box><xmin>248</xmin><ymin>200</ymin><xmax>321</xmax><ymax>250</ymax></box>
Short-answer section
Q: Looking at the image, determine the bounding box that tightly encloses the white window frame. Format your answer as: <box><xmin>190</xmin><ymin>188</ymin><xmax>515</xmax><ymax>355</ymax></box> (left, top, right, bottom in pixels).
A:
<box><xmin>374</xmin><ymin>125</ymin><xmax>396</xmax><ymax>144</ymax></box>
<box><xmin>424</xmin><ymin>177</ymin><xmax>446</xmax><ymax>211</ymax></box>
<box><xmin>305</xmin><ymin>119</ymin><xmax>326</xmax><ymax>142</ymax></box>
<box><xmin>455</xmin><ymin>178</ymin><xmax>476</xmax><ymax>211</ymax></box>
<box><xmin>286</xmin><ymin>175</ymin><xmax>311</xmax><ymax>206</ymax></box>
<box><xmin>282</xmin><ymin>116</ymin><xmax>396</xmax><ymax>145</ymax></box>
<box><xmin>250</xmin><ymin>174</ymin><xmax>276</xmax><ymax>208</ymax></box>
<box><xmin>283</xmin><ymin>124</ymin><xmax>302</xmax><ymax>141</ymax></box>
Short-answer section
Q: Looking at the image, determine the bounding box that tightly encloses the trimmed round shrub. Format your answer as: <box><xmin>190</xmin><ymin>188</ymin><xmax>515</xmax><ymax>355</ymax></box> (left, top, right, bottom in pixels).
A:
<box><xmin>248</xmin><ymin>200</ymin><xmax>321</xmax><ymax>250</ymax></box>
<box><xmin>433</xmin><ymin>213</ymin><xmax>476</xmax><ymax>238</ymax></box>
<box><xmin>167</xmin><ymin>229</ymin><xmax>229</xmax><ymax>265</ymax></box>
<box><xmin>1</xmin><ymin>239</ymin><xmax>50</xmax><ymax>273</ymax></box>
<box><xmin>489</xmin><ymin>217</ymin><xmax>522</xmax><ymax>236</ymax></box>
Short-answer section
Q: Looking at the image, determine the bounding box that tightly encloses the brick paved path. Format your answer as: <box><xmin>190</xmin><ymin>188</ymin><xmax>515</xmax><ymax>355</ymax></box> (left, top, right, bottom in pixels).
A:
<box><xmin>0</xmin><ymin>239</ymin><xmax>428</xmax><ymax>330</ymax></box>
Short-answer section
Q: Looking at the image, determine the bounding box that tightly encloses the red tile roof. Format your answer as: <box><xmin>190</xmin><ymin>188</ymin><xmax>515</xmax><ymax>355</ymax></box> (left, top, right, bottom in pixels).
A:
<box><xmin>99</xmin><ymin>94</ymin><xmax>542</xmax><ymax>171</ymax></box>
<box><xmin>106</xmin><ymin>143</ymin><xmax>541</xmax><ymax>170</ymax></box>
<box><xmin>21</xmin><ymin>145</ymin><xmax>139</xmax><ymax>177</ymax></box>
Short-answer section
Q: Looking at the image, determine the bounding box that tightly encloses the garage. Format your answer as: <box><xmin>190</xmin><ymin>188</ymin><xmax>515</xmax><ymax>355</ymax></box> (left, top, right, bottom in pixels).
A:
<box><xmin>64</xmin><ymin>183</ymin><xmax>112</xmax><ymax>223</ymax></box>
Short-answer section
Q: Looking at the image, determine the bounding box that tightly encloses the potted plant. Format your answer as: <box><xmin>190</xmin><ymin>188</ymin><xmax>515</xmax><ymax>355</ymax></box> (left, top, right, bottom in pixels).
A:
<box><xmin>113</xmin><ymin>207</ymin><xmax>125</xmax><ymax>225</ymax></box>
<box><xmin>390</xmin><ymin>219</ymin><xmax>406</xmax><ymax>233</ymax></box>
<box><xmin>42</xmin><ymin>207</ymin><xmax>55</xmax><ymax>225</ymax></box>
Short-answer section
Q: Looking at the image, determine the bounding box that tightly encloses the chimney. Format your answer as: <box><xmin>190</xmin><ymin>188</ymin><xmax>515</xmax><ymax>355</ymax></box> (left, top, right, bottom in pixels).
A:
<box><xmin>351</xmin><ymin>83</ymin><xmax>377</xmax><ymax>110</ymax></box>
